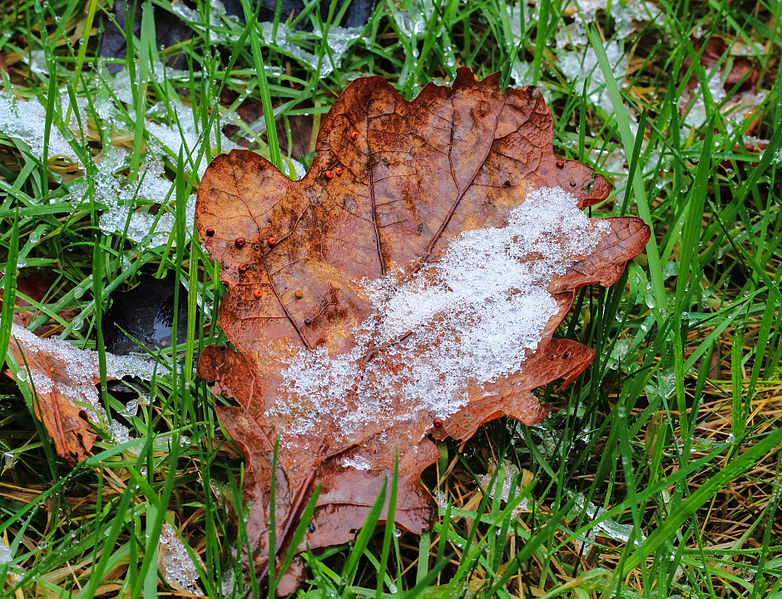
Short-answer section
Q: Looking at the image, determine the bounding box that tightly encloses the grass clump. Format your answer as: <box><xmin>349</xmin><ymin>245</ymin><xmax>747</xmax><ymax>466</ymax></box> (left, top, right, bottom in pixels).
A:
<box><xmin>1</xmin><ymin>0</ymin><xmax>781</xmax><ymax>597</ymax></box>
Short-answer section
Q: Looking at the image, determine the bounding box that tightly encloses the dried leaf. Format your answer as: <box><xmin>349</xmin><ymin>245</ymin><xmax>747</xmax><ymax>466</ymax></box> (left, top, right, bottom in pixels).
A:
<box><xmin>196</xmin><ymin>68</ymin><xmax>650</xmax><ymax>586</ymax></box>
<box><xmin>7</xmin><ymin>323</ymin><xmax>154</xmax><ymax>465</ymax></box>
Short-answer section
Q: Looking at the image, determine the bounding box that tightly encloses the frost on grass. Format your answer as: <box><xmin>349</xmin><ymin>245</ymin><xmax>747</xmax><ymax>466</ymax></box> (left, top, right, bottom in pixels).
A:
<box><xmin>0</xmin><ymin>88</ymin><xmax>82</xmax><ymax>165</ymax></box>
<box><xmin>268</xmin><ymin>187</ymin><xmax>609</xmax><ymax>447</ymax></box>
<box><xmin>158</xmin><ymin>523</ymin><xmax>203</xmax><ymax>596</ymax></box>
<box><xmin>10</xmin><ymin>322</ymin><xmax>158</xmax><ymax>444</ymax></box>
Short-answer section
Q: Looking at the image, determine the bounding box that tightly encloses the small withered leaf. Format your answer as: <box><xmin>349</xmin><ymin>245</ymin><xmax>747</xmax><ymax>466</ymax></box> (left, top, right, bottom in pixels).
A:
<box><xmin>7</xmin><ymin>323</ymin><xmax>153</xmax><ymax>465</ymax></box>
<box><xmin>196</xmin><ymin>67</ymin><xmax>650</xmax><ymax>590</ymax></box>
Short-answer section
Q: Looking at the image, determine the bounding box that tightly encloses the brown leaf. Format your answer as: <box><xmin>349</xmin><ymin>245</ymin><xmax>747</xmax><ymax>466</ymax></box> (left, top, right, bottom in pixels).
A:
<box><xmin>7</xmin><ymin>323</ymin><xmax>153</xmax><ymax>465</ymax></box>
<box><xmin>196</xmin><ymin>68</ymin><xmax>650</xmax><ymax>587</ymax></box>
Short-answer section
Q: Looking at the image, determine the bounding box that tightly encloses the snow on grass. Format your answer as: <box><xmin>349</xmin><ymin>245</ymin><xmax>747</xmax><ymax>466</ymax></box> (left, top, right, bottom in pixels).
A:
<box><xmin>568</xmin><ymin>491</ymin><xmax>646</xmax><ymax>548</ymax></box>
<box><xmin>258</xmin><ymin>21</ymin><xmax>363</xmax><ymax>79</ymax></box>
<box><xmin>158</xmin><ymin>523</ymin><xmax>203</xmax><ymax>596</ymax></box>
<box><xmin>0</xmin><ymin>542</ymin><xmax>12</xmax><ymax>564</ymax></box>
<box><xmin>558</xmin><ymin>1</ymin><xmax>661</xmax><ymax>49</ymax></box>
<box><xmin>270</xmin><ymin>187</ymin><xmax>609</xmax><ymax>446</ymax></box>
<box><xmin>0</xmin><ymin>88</ymin><xmax>82</xmax><ymax>165</ymax></box>
<box><xmin>479</xmin><ymin>461</ymin><xmax>531</xmax><ymax>517</ymax></box>
<box><xmin>559</xmin><ymin>40</ymin><xmax>629</xmax><ymax>109</ymax></box>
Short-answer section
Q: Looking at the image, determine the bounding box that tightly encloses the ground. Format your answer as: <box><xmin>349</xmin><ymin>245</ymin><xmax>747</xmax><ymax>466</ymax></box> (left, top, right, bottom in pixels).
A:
<box><xmin>0</xmin><ymin>0</ymin><xmax>781</xmax><ymax>598</ymax></box>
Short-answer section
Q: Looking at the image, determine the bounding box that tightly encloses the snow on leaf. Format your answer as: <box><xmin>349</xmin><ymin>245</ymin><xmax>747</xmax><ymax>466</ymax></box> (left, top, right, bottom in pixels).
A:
<box><xmin>195</xmin><ymin>67</ymin><xmax>650</xmax><ymax>589</ymax></box>
<box><xmin>6</xmin><ymin>323</ymin><xmax>157</xmax><ymax>465</ymax></box>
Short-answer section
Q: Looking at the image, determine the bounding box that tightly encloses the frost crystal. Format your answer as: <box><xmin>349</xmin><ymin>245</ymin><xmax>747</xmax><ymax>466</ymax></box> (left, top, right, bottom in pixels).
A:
<box><xmin>270</xmin><ymin>187</ymin><xmax>609</xmax><ymax>445</ymax></box>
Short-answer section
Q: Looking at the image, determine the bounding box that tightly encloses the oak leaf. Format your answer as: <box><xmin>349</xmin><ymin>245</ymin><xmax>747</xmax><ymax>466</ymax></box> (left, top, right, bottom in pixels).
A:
<box><xmin>195</xmin><ymin>68</ymin><xmax>650</xmax><ymax>588</ymax></box>
<box><xmin>7</xmin><ymin>322</ymin><xmax>154</xmax><ymax>465</ymax></box>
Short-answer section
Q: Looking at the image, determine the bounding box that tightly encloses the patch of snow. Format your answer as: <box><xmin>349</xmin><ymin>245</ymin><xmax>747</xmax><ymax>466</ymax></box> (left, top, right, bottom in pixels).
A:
<box><xmin>0</xmin><ymin>542</ymin><xmax>12</xmax><ymax>564</ymax></box>
<box><xmin>108</xmin><ymin>67</ymin><xmax>136</xmax><ymax>105</ymax></box>
<box><xmin>159</xmin><ymin>523</ymin><xmax>203</xmax><ymax>595</ymax></box>
<box><xmin>67</xmin><ymin>147</ymin><xmax>197</xmax><ymax>246</ymax></box>
<box><xmin>683</xmin><ymin>67</ymin><xmax>726</xmax><ymax>129</ymax></box>
<box><xmin>558</xmin><ymin>1</ymin><xmax>661</xmax><ymax>49</ymax></box>
<box><xmin>569</xmin><ymin>492</ymin><xmax>645</xmax><ymax>548</ymax></box>
<box><xmin>510</xmin><ymin>61</ymin><xmax>534</xmax><ymax>86</ymax></box>
<box><xmin>559</xmin><ymin>41</ymin><xmax>628</xmax><ymax>108</ymax></box>
<box><xmin>110</xmin><ymin>421</ymin><xmax>131</xmax><ymax>444</ymax></box>
<box><xmin>393</xmin><ymin>0</ymin><xmax>433</xmax><ymax>39</ymax></box>
<box><xmin>479</xmin><ymin>461</ymin><xmax>529</xmax><ymax>516</ymax></box>
<box><xmin>269</xmin><ymin>187</ymin><xmax>609</xmax><ymax>446</ymax></box>
<box><xmin>170</xmin><ymin>0</ymin><xmax>223</xmax><ymax>28</ymax></box>
<box><xmin>121</xmin><ymin>399</ymin><xmax>139</xmax><ymax>418</ymax></box>
<box><xmin>612</xmin><ymin>2</ymin><xmax>662</xmax><ymax>38</ymax></box>
<box><xmin>258</xmin><ymin>22</ymin><xmax>362</xmax><ymax>79</ymax></box>
<box><xmin>25</xmin><ymin>49</ymin><xmax>49</xmax><ymax>77</ymax></box>
<box><xmin>0</xmin><ymin>88</ymin><xmax>82</xmax><ymax>165</ymax></box>
<box><xmin>324</xmin><ymin>26</ymin><xmax>364</xmax><ymax>67</ymax></box>
<box><xmin>434</xmin><ymin>490</ymin><xmax>448</xmax><ymax>508</ymax></box>
<box><xmin>341</xmin><ymin>454</ymin><xmax>371</xmax><ymax>470</ymax></box>
<box><xmin>2</xmin><ymin>451</ymin><xmax>15</xmax><ymax>470</ymax></box>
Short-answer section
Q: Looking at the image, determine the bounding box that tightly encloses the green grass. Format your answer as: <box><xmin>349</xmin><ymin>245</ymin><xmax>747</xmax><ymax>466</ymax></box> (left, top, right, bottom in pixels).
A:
<box><xmin>1</xmin><ymin>0</ymin><xmax>781</xmax><ymax>597</ymax></box>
